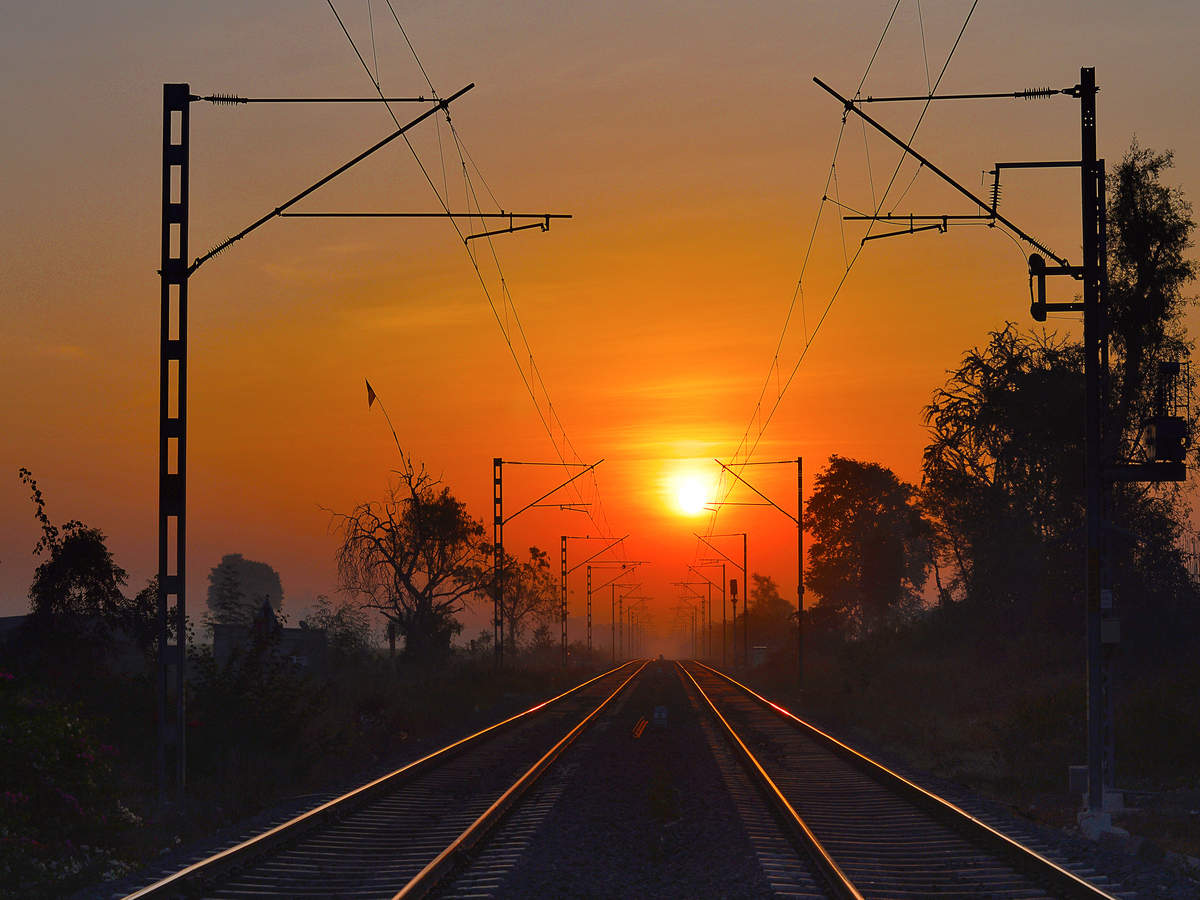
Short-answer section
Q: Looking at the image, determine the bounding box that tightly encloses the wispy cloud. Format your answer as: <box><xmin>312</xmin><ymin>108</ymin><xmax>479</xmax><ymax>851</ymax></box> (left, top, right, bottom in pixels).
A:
<box><xmin>36</xmin><ymin>343</ymin><xmax>92</xmax><ymax>361</ymax></box>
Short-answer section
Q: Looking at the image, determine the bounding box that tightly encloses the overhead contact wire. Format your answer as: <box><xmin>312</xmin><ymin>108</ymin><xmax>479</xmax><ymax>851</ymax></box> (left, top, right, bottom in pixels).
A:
<box><xmin>727</xmin><ymin>0</ymin><xmax>982</xmax><ymax>461</ymax></box>
<box><xmin>333</xmin><ymin>2</ymin><xmax>617</xmax><ymax>542</ymax></box>
<box><xmin>701</xmin><ymin>0</ymin><xmax>977</xmax><ymax>557</ymax></box>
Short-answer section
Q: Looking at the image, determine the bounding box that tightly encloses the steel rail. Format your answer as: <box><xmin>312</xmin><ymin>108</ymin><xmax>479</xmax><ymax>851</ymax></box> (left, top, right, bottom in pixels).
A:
<box><xmin>691</xmin><ymin>661</ymin><xmax>1120</xmax><ymax>900</ymax></box>
<box><xmin>394</xmin><ymin>659</ymin><xmax>650</xmax><ymax>898</ymax></box>
<box><xmin>677</xmin><ymin>663</ymin><xmax>863</xmax><ymax>900</ymax></box>
<box><xmin>121</xmin><ymin>660</ymin><xmax>639</xmax><ymax>899</ymax></box>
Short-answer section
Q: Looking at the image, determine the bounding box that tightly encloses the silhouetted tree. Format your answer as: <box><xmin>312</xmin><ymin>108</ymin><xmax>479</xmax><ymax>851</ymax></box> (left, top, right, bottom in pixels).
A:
<box><xmin>483</xmin><ymin>545</ymin><xmax>558</xmax><ymax>655</ymax></box>
<box><xmin>745</xmin><ymin>573</ymin><xmax>794</xmax><ymax>647</ymax></box>
<box><xmin>528</xmin><ymin>622</ymin><xmax>555</xmax><ymax>658</ymax></box>
<box><xmin>1106</xmin><ymin>143</ymin><xmax>1197</xmax><ymax>463</ymax></box>
<box><xmin>18</xmin><ymin>468</ymin><xmax>151</xmax><ymax>640</ymax></box>
<box><xmin>922</xmin><ymin>327</ymin><xmax>1084</xmax><ymax>616</ymax></box>
<box><xmin>806</xmin><ymin>457</ymin><xmax>932</xmax><ymax>637</ymax></box>
<box><xmin>921</xmin><ymin>143</ymin><xmax>1198</xmax><ymax>641</ymax></box>
<box><xmin>300</xmin><ymin>594</ymin><xmax>373</xmax><ymax>662</ymax></box>
<box><xmin>333</xmin><ymin>453</ymin><xmax>485</xmax><ymax>663</ymax></box>
<box><xmin>206</xmin><ymin>553</ymin><xmax>284</xmax><ymax>626</ymax></box>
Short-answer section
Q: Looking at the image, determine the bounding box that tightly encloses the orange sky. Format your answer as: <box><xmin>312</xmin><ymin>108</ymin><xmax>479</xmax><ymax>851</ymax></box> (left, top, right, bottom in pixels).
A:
<box><xmin>3</xmin><ymin>2</ymin><xmax>1199</xmax><ymax>654</ymax></box>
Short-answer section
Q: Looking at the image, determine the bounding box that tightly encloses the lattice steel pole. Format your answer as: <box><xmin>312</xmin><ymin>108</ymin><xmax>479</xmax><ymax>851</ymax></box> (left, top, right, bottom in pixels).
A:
<box><xmin>742</xmin><ymin>534</ymin><xmax>749</xmax><ymax>667</ymax></box>
<box><xmin>1079</xmin><ymin>66</ymin><xmax>1106</xmax><ymax>816</ymax></box>
<box><xmin>586</xmin><ymin>565</ymin><xmax>593</xmax><ymax>653</ymax></box>
<box><xmin>493</xmin><ymin>458</ymin><xmax>504</xmax><ymax>667</ymax></box>
<box><xmin>706</xmin><ymin>580</ymin><xmax>712</xmax><ymax>658</ymax></box>
<box><xmin>560</xmin><ymin>536</ymin><xmax>568</xmax><ymax>665</ymax></box>
<box><xmin>797</xmin><ymin>456</ymin><xmax>804</xmax><ymax>687</ymax></box>
<box><xmin>157</xmin><ymin>83</ymin><xmax>190</xmax><ymax>806</ymax></box>
<box><xmin>610</xmin><ymin>581</ymin><xmax>615</xmax><ymax>663</ymax></box>
<box><xmin>618</xmin><ymin>592</ymin><xmax>624</xmax><ymax>659</ymax></box>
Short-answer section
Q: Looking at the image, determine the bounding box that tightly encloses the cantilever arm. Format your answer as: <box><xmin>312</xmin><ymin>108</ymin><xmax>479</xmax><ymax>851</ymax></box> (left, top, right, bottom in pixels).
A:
<box><xmin>715</xmin><ymin>459</ymin><xmax>798</xmax><ymax>523</ymax></box>
<box><xmin>569</xmin><ymin>535</ymin><xmax>629</xmax><ymax>575</ymax></box>
<box><xmin>189</xmin><ymin>83</ymin><xmax>474</xmax><ymax>274</ymax></box>
<box><xmin>694</xmin><ymin>533</ymin><xmax>743</xmax><ymax>572</ymax></box>
<box><xmin>812</xmin><ymin>76</ymin><xmax>1069</xmax><ymax>269</ymax></box>
<box><xmin>506</xmin><ymin>460</ymin><xmax>604</xmax><ymax>524</ymax></box>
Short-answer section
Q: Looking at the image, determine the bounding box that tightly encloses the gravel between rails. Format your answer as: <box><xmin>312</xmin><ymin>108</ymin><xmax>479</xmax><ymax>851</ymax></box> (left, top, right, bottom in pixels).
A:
<box><xmin>446</xmin><ymin>659</ymin><xmax>779</xmax><ymax>898</ymax></box>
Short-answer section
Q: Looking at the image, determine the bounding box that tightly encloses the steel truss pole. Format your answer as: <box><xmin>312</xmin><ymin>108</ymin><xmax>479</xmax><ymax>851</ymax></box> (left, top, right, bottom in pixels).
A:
<box><xmin>154</xmin><ymin>82</ymin><xmax>483</xmax><ymax>804</ymax></box>
<box><xmin>618</xmin><ymin>593</ymin><xmax>624</xmax><ymax>659</ymax></box>
<box><xmin>586</xmin><ymin>565</ymin><xmax>593</xmax><ymax>653</ymax></box>
<box><xmin>493</xmin><ymin>458</ymin><xmax>503</xmax><ymax>666</ymax></box>
<box><xmin>722</xmin><ymin>563</ymin><xmax>726</xmax><ymax>667</ymax></box>
<box><xmin>1079</xmin><ymin>67</ymin><xmax>1107</xmax><ymax>817</ymax></box>
<box><xmin>798</xmin><ymin>457</ymin><xmax>804</xmax><ymax>688</ymax></box>
<box><xmin>743</xmin><ymin>534</ymin><xmax>748</xmax><ymax>667</ymax></box>
<box><xmin>707</xmin><ymin>581</ymin><xmax>712</xmax><ymax>659</ymax></box>
<box><xmin>158</xmin><ymin>83</ymin><xmax>190</xmax><ymax>806</ymax></box>
<box><xmin>560</xmin><ymin>536</ymin><xmax>568</xmax><ymax>666</ymax></box>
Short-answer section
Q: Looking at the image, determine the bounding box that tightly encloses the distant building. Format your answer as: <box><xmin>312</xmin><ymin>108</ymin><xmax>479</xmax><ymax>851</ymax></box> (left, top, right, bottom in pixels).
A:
<box><xmin>212</xmin><ymin>600</ymin><xmax>327</xmax><ymax>672</ymax></box>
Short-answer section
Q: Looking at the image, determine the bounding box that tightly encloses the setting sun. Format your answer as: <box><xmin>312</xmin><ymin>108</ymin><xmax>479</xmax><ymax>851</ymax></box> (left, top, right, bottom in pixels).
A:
<box><xmin>675</xmin><ymin>476</ymin><xmax>711</xmax><ymax>516</ymax></box>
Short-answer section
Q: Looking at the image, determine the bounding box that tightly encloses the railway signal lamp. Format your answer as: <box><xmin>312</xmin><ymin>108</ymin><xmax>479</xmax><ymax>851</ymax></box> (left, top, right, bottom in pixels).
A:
<box><xmin>1143</xmin><ymin>361</ymin><xmax>1190</xmax><ymax>464</ymax></box>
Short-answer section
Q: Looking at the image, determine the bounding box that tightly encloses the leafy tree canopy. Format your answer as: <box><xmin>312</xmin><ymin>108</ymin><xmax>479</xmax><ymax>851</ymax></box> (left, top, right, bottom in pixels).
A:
<box><xmin>920</xmin><ymin>142</ymin><xmax>1198</xmax><ymax>640</ymax></box>
<box><xmin>482</xmin><ymin>545</ymin><xmax>558</xmax><ymax>654</ymax></box>
<box><xmin>206</xmin><ymin>553</ymin><xmax>284</xmax><ymax>626</ymax></box>
<box><xmin>333</xmin><ymin>453</ymin><xmax>485</xmax><ymax>663</ymax></box>
<box><xmin>18</xmin><ymin>468</ymin><xmax>145</xmax><ymax>636</ymax></box>
<box><xmin>806</xmin><ymin>456</ymin><xmax>931</xmax><ymax>637</ymax></box>
<box><xmin>746</xmin><ymin>573</ymin><xmax>795</xmax><ymax>645</ymax></box>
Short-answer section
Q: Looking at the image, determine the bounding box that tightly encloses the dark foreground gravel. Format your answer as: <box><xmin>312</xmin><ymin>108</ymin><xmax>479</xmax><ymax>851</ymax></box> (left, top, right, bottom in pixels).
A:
<box><xmin>449</xmin><ymin>659</ymin><xmax>776</xmax><ymax>898</ymax></box>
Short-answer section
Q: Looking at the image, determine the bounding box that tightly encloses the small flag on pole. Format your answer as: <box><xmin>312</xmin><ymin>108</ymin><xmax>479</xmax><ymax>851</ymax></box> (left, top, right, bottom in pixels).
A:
<box><xmin>365</xmin><ymin>379</ymin><xmax>377</xmax><ymax>409</ymax></box>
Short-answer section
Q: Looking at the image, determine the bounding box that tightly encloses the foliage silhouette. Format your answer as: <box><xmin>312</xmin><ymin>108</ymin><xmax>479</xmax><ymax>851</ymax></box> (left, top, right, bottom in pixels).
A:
<box><xmin>18</xmin><ymin>468</ymin><xmax>154</xmax><ymax>647</ymax></box>
<box><xmin>806</xmin><ymin>456</ymin><xmax>932</xmax><ymax>637</ymax></box>
<box><xmin>206</xmin><ymin>553</ymin><xmax>284</xmax><ymax>626</ymax></box>
<box><xmin>922</xmin><ymin>327</ymin><xmax>1085</xmax><ymax>621</ymax></box>
<box><xmin>745</xmin><ymin>573</ymin><xmax>795</xmax><ymax>647</ymax></box>
<box><xmin>921</xmin><ymin>143</ymin><xmax>1198</xmax><ymax>642</ymax></box>
<box><xmin>300</xmin><ymin>594</ymin><xmax>374</xmax><ymax>663</ymax></box>
<box><xmin>332</xmin><ymin>452</ymin><xmax>486</xmax><ymax>663</ymax></box>
<box><xmin>482</xmin><ymin>545</ymin><xmax>558</xmax><ymax>655</ymax></box>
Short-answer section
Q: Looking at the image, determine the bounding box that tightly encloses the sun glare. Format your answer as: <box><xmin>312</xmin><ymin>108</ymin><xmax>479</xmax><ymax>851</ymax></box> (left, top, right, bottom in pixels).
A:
<box><xmin>676</xmin><ymin>476</ymin><xmax>710</xmax><ymax>516</ymax></box>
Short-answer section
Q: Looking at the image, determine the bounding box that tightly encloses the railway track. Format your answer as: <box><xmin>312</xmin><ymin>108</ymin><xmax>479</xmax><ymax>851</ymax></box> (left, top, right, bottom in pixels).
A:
<box><xmin>116</xmin><ymin>658</ymin><xmax>1140</xmax><ymax>898</ymax></box>
<box><xmin>680</xmin><ymin>660</ymin><xmax>1126</xmax><ymax>900</ymax></box>
<box><xmin>121</xmin><ymin>660</ymin><xmax>646</xmax><ymax>900</ymax></box>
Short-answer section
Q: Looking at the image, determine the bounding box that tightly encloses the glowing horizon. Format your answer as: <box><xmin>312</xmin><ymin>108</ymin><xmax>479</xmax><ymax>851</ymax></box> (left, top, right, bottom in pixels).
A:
<box><xmin>3</xmin><ymin>2</ymin><xmax>1200</xmax><ymax>656</ymax></box>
